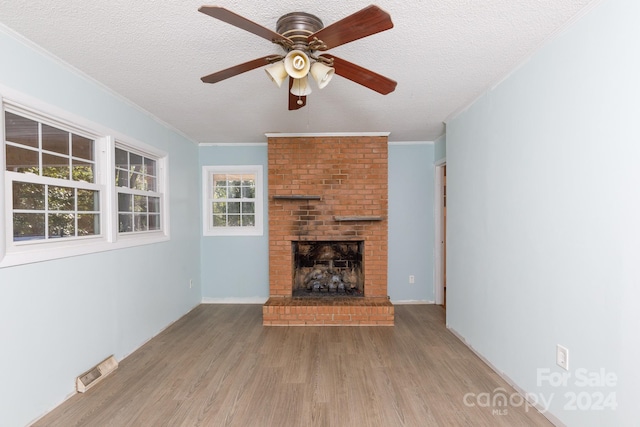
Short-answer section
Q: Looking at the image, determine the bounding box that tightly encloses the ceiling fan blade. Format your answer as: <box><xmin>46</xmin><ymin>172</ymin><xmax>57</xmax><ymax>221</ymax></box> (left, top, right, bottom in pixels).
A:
<box><xmin>320</xmin><ymin>54</ymin><xmax>397</xmax><ymax>95</ymax></box>
<box><xmin>288</xmin><ymin>77</ymin><xmax>306</xmax><ymax>110</ymax></box>
<box><xmin>201</xmin><ymin>55</ymin><xmax>274</xmax><ymax>84</ymax></box>
<box><xmin>308</xmin><ymin>5</ymin><xmax>393</xmax><ymax>50</ymax></box>
<box><xmin>199</xmin><ymin>6</ymin><xmax>291</xmax><ymax>44</ymax></box>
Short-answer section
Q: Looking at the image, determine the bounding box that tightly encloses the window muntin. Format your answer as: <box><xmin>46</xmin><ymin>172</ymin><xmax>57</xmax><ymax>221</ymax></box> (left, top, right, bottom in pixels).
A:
<box><xmin>115</xmin><ymin>147</ymin><xmax>162</xmax><ymax>234</ymax></box>
<box><xmin>2</xmin><ymin>98</ymin><xmax>170</xmax><ymax>267</ymax></box>
<box><xmin>5</xmin><ymin>111</ymin><xmax>100</xmax><ymax>243</ymax></box>
<box><xmin>212</xmin><ymin>173</ymin><xmax>256</xmax><ymax>227</ymax></box>
<box><xmin>203</xmin><ymin>165</ymin><xmax>263</xmax><ymax>236</ymax></box>
<box><xmin>5</xmin><ymin>112</ymin><xmax>96</xmax><ymax>182</ymax></box>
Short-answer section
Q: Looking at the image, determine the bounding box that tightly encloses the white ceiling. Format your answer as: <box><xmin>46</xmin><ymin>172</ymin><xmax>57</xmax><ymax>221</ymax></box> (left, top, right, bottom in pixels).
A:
<box><xmin>0</xmin><ymin>0</ymin><xmax>599</xmax><ymax>144</ymax></box>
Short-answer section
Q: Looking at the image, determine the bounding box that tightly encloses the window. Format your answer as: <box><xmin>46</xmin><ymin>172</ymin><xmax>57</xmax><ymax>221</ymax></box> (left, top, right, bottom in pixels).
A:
<box><xmin>1</xmin><ymin>97</ymin><xmax>169</xmax><ymax>267</ymax></box>
<box><xmin>115</xmin><ymin>146</ymin><xmax>162</xmax><ymax>234</ymax></box>
<box><xmin>5</xmin><ymin>110</ymin><xmax>101</xmax><ymax>242</ymax></box>
<box><xmin>203</xmin><ymin>165</ymin><xmax>263</xmax><ymax>236</ymax></box>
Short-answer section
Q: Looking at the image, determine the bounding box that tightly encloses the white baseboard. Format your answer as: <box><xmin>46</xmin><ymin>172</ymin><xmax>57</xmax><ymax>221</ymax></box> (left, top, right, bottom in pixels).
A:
<box><xmin>201</xmin><ymin>297</ymin><xmax>268</xmax><ymax>304</ymax></box>
<box><xmin>447</xmin><ymin>326</ymin><xmax>565</xmax><ymax>427</ymax></box>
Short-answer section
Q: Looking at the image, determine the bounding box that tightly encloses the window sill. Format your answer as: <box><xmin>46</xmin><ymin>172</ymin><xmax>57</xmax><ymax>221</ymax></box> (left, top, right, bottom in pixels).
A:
<box><xmin>203</xmin><ymin>228</ymin><xmax>264</xmax><ymax>237</ymax></box>
<box><xmin>0</xmin><ymin>232</ymin><xmax>169</xmax><ymax>268</ymax></box>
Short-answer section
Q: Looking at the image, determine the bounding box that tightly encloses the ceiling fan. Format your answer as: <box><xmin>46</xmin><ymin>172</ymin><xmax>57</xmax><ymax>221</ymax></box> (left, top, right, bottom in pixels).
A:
<box><xmin>198</xmin><ymin>4</ymin><xmax>397</xmax><ymax>110</ymax></box>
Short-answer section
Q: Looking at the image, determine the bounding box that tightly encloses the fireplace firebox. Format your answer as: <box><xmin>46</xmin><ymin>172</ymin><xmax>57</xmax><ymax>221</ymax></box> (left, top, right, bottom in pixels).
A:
<box><xmin>292</xmin><ymin>241</ymin><xmax>364</xmax><ymax>297</ymax></box>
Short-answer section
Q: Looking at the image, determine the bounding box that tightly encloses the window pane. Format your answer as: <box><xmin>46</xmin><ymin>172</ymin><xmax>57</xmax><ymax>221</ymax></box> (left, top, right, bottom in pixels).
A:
<box><xmin>130</xmin><ymin>153</ymin><xmax>143</xmax><ymax>173</ymax></box>
<box><xmin>5</xmin><ymin>112</ymin><xmax>38</xmax><ymax>148</ymax></box>
<box><xmin>42</xmin><ymin>124</ymin><xmax>69</xmax><ymax>155</ymax></box>
<box><xmin>242</xmin><ymin>185</ymin><xmax>255</xmax><ymax>199</ymax></box>
<box><xmin>115</xmin><ymin>169</ymin><xmax>128</xmax><ymax>187</ymax></box>
<box><xmin>48</xmin><ymin>213</ymin><xmax>74</xmax><ymax>238</ymax></box>
<box><xmin>134</xmin><ymin>213</ymin><xmax>148</xmax><ymax>231</ymax></box>
<box><xmin>78</xmin><ymin>189</ymin><xmax>99</xmax><ymax>211</ymax></box>
<box><xmin>228</xmin><ymin>215</ymin><xmax>240</xmax><ymax>227</ymax></box>
<box><xmin>78</xmin><ymin>214</ymin><xmax>99</xmax><ymax>236</ymax></box>
<box><xmin>118</xmin><ymin>193</ymin><xmax>132</xmax><ymax>212</ymax></box>
<box><xmin>148</xmin><ymin>197</ymin><xmax>160</xmax><ymax>213</ymax></box>
<box><xmin>145</xmin><ymin>175</ymin><xmax>157</xmax><ymax>192</ymax></box>
<box><xmin>148</xmin><ymin>214</ymin><xmax>161</xmax><ymax>230</ymax></box>
<box><xmin>42</xmin><ymin>153</ymin><xmax>69</xmax><ymax>179</ymax></box>
<box><xmin>115</xmin><ymin>148</ymin><xmax>128</xmax><ymax>169</ymax></box>
<box><xmin>134</xmin><ymin>195</ymin><xmax>147</xmax><ymax>212</ymax></box>
<box><xmin>241</xmin><ymin>202</ymin><xmax>255</xmax><ymax>214</ymax></box>
<box><xmin>72</xmin><ymin>135</ymin><xmax>94</xmax><ymax>161</ymax></box>
<box><xmin>144</xmin><ymin>157</ymin><xmax>156</xmax><ymax>176</ymax></box>
<box><xmin>242</xmin><ymin>215</ymin><xmax>255</xmax><ymax>227</ymax></box>
<box><xmin>13</xmin><ymin>182</ymin><xmax>45</xmax><ymax>210</ymax></box>
<box><xmin>48</xmin><ymin>186</ymin><xmax>74</xmax><ymax>211</ymax></box>
<box><xmin>229</xmin><ymin>185</ymin><xmax>241</xmax><ymax>198</ymax></box>
<box><xmin>130</xmin><ymin>172</ymin><xmax>145</xmax><ymax>190</ymax></box>
<box><xmin>228</xmin><ymin>202</ymin><xmax>240</xmax><ymax>214</ymax></box>
<box><xmin>213</xmin><ymin>214</ymin><xmax>226</xmax><ymax>227</ymax></box>
<box><xmin>13</xmin><ymin>213</ymin><xmax>45</xmax><ymax>241</ymax></box>
<box><xmin>72</xmin><ymin>159</ymin><xmax>95</xmax><ymax>183</ymax></box>
<box><xmin>6</xmin><ymin>145</ymin><xmax>39</xmax><ymax>174</ymax></box>
<box><xmin>119</xmin><ymin>213</ymin><xmax>133</xmax><ymax>232</ymax></box>
<box><xmin>213</xmin><ymin>176</ymin><xmax>227</xmax><ymax>199</ymax></box>
<box><xmin>213</xmin><ymin>202</ymin><xmax>226</xmax><ymax>214</ymax></box>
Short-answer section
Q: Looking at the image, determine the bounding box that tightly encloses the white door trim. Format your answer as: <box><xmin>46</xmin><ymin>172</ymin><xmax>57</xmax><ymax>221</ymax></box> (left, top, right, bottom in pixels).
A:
<box><xmin>434</xmin><ymin>160</ymin><xmax>446</xmax><ymax>305</ymax></box>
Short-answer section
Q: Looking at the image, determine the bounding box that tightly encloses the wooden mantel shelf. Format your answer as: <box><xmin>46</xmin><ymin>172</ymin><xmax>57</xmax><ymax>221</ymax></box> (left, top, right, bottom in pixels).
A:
<box><xmin>272</xmin><ymin>195</ymin><xmax>322</xmax><ymax>200</ymax></box>
<box><xmin>334</xmin><ymin>216</ymin><xmax>384</xmax><ymax>222</ymax></box>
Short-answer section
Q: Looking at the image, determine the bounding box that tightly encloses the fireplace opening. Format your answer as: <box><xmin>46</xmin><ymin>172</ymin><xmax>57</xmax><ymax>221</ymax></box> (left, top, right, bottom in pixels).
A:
<box><xmin>292</xmin><ymin>241</ymin><xmax>364</xmax><ymax>297</ymax></box>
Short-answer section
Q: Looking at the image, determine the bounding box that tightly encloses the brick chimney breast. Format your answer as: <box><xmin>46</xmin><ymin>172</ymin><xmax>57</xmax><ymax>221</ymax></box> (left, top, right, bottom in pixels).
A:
<box><xmin>264</xmin><ymin>134</ymin><xmax>393</xmax><ymax>326</ymax></box>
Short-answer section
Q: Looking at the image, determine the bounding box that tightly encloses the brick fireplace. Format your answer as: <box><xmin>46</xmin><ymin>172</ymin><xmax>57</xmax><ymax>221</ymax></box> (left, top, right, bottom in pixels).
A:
<box><xmin>263</xmin><ymin>133</ymin><xmax>394</xmax><ymax>325</ymax></box>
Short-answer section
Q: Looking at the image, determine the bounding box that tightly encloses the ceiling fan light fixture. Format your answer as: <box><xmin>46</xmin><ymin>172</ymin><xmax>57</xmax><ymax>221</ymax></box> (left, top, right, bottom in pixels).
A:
<box><xmin>290</xmin><ymin>76</ymin><xmax>312</xmax><ymax>96</ymax></box>
<box><xmin>284</xmin><ymin>50</ymin><xmax>311</xmax><ymax>79</ymax></box>
<box><xmin>310</xmin><ymin>62</ymin><xmax>335</xmax><ymax>89</ymax></box>
<box><xmin>265</xmin><ymin>61</ymin><xmax>288</xmax><ymax>87</ymax></box>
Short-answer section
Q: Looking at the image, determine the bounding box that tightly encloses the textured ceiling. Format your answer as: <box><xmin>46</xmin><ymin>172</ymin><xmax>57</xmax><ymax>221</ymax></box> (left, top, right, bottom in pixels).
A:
<box><xmin>0</xmin><ymin>0</ymin><xmax>600</xmax><ymax>144</ymax></box>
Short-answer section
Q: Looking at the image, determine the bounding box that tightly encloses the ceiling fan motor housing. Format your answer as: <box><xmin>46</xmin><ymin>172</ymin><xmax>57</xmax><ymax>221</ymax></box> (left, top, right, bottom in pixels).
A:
<box><xmin>276</xmin><ymin>12</ymin><xmax>324</xmax><ymax>49</ymax></box>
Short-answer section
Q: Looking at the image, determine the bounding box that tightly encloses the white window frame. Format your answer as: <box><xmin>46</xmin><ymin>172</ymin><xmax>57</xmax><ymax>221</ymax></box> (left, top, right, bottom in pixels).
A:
<box><xmin>113</xmin><ymin>142</ymin><xmax>167</xmax><ymax>239</ymax></box>
<box><xmin>1</xmin><ymin>89</ymin><xmax>169</xmax><ymax>268</ymax></box>
<box><xmin>202</xmin><ymin>165</ymin><xmax>263</xmax><ymax>236</ymax></box>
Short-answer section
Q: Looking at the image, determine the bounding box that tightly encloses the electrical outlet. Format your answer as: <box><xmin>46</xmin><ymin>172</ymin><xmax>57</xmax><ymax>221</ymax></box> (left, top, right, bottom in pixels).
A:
<box><xmin>409</xmin><ymin>275</ymin><xmax>415</xmax><ymax>284</ymax></box>
<box><xmin>556</xmin><ymin>344</ymin><xmax>569</xmax><ymax>370</ymax></box>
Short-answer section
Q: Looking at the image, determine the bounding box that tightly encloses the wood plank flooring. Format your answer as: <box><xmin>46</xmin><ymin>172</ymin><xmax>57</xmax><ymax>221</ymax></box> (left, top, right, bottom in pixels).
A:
<box><xmin>33</xmin><ymin>305</ymin><xmax>552</xmax><ymax>427</ymax></box>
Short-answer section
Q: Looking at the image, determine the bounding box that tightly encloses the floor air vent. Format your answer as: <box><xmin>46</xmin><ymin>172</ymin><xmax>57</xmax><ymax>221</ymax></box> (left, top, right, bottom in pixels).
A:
<box><xmin>76</xmin><ymin>355</ymin><xmax>118</xmax><ymax>393</ymax></box>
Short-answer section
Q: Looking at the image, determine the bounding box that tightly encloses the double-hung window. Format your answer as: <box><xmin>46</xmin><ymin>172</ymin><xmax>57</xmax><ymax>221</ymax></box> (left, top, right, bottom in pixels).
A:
<box><xmin>5</xmin><ymin>109</ymin><xmax>101</xmax><ymax>243</ymax></box>
<box><xmin>202</xmin><ymin>165</ymin><xmax>263</xmax><ymax>236</ymax></box>
<box><xmin>115</xmin><ymin>146</ymin><xmax>162</xmax><ymax>234</ymax></box>
<box><xmin>2</xmin><ymin>97</ymin><xmax>169</xmax><ymax>267</ymax></box>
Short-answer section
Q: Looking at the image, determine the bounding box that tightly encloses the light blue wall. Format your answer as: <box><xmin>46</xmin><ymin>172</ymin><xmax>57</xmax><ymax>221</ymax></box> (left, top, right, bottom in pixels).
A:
<box><xmin>388</xmin><ymin>143</ymin><xmax>435</xmax><ymax>302</ymax></box>
<box><xmin>434</xmin><ymin>134</ymin><xmax>446</xmax><ymax>163</ymax></box>
<box><xmin>0</xmin><ymin>26</ymin><xmax>201</xmax><ymax>427</ymax></box>
<box><xmin>199</xmin><ymin>143</ymin><xmax>435</xmax><ymax>302</ymax></box>
<box><xmin>199</xmin><ymin>145</ymin><xmax>270</xmax><ymax>300</ymax></box>
<box><xmin>446</xmin><ymin>0</ymin><xmax>639</xmax><ymax>425</ymax></box>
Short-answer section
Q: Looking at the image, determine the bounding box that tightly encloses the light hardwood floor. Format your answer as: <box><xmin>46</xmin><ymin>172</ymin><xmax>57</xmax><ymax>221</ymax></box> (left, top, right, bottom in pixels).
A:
<box><xmin>33</xmin><ymin>305</ymin><xmax>552</xmax><ymax>427</ymax></box>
